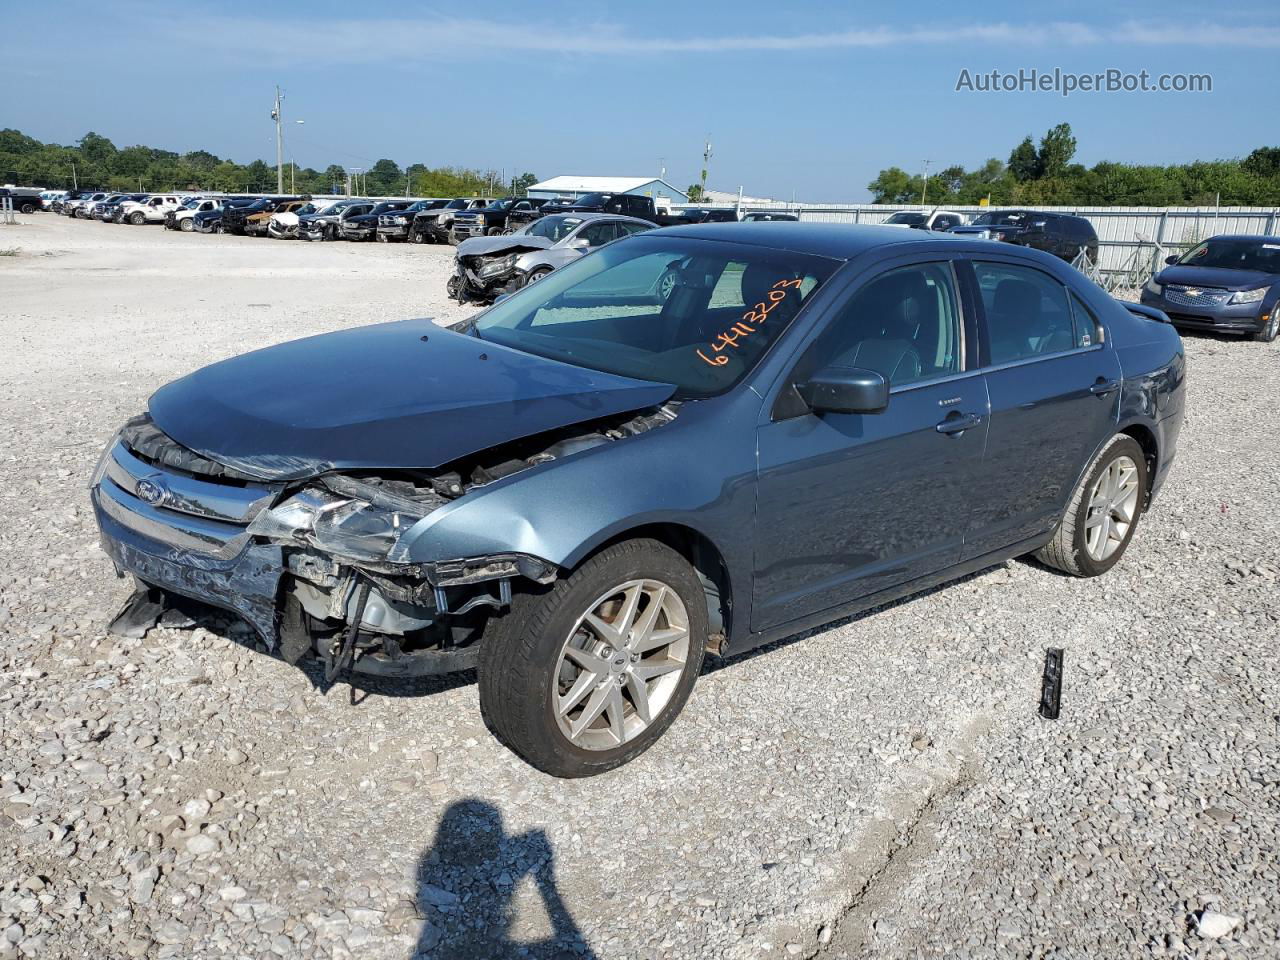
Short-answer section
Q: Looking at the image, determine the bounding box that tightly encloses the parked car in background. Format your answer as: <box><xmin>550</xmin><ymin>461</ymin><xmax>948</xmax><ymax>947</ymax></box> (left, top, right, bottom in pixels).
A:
<box><xmin>1140</xmin><ymin>234</ymin><xmax>1280</xmax><ymax>341</ymax></box>
<box><xmin>416</xmin><ymin>197</ymin><xmax>493</xmax><ymax>244</ymax></box>
<box><xmin>221</xmin><ymin>197</ymin><xmax>297</xmax><ymax>235</ymax></box>
<box><xmin>950</xmin><ymin>210</ymin><xmax>1098</xmax><ymax>263</ymax></box>
<box><xmin>667</xmin><ymin>207</ymin><xmax>739</xmax><ymax>225</ymax></box>
<box><xmin>340</xmin><ymin>200</ymin><xmax>415</xmax><ymax>241</ymax></box>
<box><xmin>881</xmin><ymin>210</ymin><xmax>967</xmax><ymax>231</ymax></box>
<box><xmin>165</xmin><ymin>197</ymin><xmax>225</xmax><ymax>231</ymax></box>
<box><xmin>451</xmin><ymin>197</ymin><xmax>547</xmax><ymax>240</ymax></box>
<box><xmin>195</xmin><ymin>198</ymin><xmax>257</xmax><ymax>233</ymax></box>
<box><xmin>407</xmin><ymin>198</ymin><xmax>470</xmax><ymax>244</ymax></box>
<box><xmin>0</xmin><ymin>188</ymin><xmax>44</xmax><ymax>214</ymax></box>
<box><xmin>267</xmin><ymin>201</ymin><xmax>323</xmax><ymax>239</ymax></box>
<box><xmin>95</xmin><ymin>193</ymin><xmax>148</xmax><ymax>221</ymax></box>
<box><xmin>119</xmin><ymin>194</ymin><xmax>184</xmax><ymax>225</ymax></box>
<box><xmin>375</xmin><ymin>198</ymin><xmax>443</xmax><ymax>242</ymax></box>
<box><xmin>558</xmin><ymin>192</ymin><xmax>669</xmax><ymax>224</ymax></box>
<box><xmin>449</xmin><ymin>213</ymin><xmax>655</xmax><ymax>303</ymax></box>
<box><xmin>52</xmin><ymin>189</ymin><xmax>96</xmax><ymax>214</ymax></box>
<box><xmin>245</xmin><ymin>199</ymin><xmax>310</xmax><ymax>237</ymax></box>
<box><xmin>299</xmin><ymin>200</ymin><xmax>374</xmax><ymax>241</ymax></box>
<box><xmin>741</xmin><ymin>212</ymin><xmax>799</xmax><ymax>222</ymax></box>
<box><xmin>66</xmin><ymin>192</ymin><xmax>110</xmax><ymax>217</ymax></box>
<box><xmin>89</xmin><ymin>223</ymin><xmax>1184</xmax><ymax>776</ymax></box>
<box><xmin>41</xmin><ymin>190</ymin><xmax>68</xmax><ymax>211</ymax></box>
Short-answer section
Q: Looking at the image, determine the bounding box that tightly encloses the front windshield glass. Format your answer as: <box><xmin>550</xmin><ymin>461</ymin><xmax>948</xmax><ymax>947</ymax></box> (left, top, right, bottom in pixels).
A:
<box><xmin>573</xmin><ymin>193</ymin><xmax>612</xmax><ymax>206</ymax></box>
<box><xmin>885</xmin><ymin>212</ymin><xmax>926</xmax><ymax>226</ymax></box>
<box><xmin>1177</xmin><ymin>238</ymin><xmax>1280</xmax><ymax>272</ymax></box>
<box><xmin>446</xmin><ymin>199</ymin><xmax>469</xmax><ymax>209</ymax></box>
<box><xmin>526</xmin><ymin>215</ymin><xmax>584</xmax><ymax>242</ymax></box>
<box><xmin>473</xmin><ymin>236</ymin><xmax>838</xmax><ymax>398</ymax></box>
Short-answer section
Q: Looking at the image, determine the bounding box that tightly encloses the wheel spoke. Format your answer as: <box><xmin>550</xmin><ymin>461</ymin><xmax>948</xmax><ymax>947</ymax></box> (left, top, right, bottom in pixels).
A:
<box><xmin>564</xmin><ymin>644</ymin><xmax>609</xmax><ymax>675</ymax></box>
<box><xmin>582</xmin><ymin>612</ymin><xmax>622</xmax><ymax>647</ymax></box>
<box><xmin>631</xmin><ymin>659</ymin><xmax>683</xmax><ymax>682</ymax></box>
<box><xmin>558</xmin><ymin>669</ymin><xmax>598</xmax><ymax>717</ymax></box>
<box><xmin>627</xmin><ymin>585</ymin><xmax>666</xmax><ymax>651</ymax></box>
<box><xmin>605</xmin><ymin>684</ymin><xmax>627</xmax><ymax>744</ymax></box>
<box><xmin>569</xmin><ymin>683</ymin><xmax>612</xmax><ymax>740</ymax></box>
<box><xmin>614</xmin><ymin>583</ymin><xmax>644</xmax><ymax>638</ymax></box>
<box><xmin>632</xmin><ymin>625</ymin><xmax>689</xmax><ymax>655</ymax></box>
<box><xmin>625</xmin><ymin>672</ymin><xmax>653</xmax><ymax>725</ymax></box>
<box><xmin>1085</xmin><ymin>509</ymin><xmax>1106</xmax><ymax>530</ymax></box>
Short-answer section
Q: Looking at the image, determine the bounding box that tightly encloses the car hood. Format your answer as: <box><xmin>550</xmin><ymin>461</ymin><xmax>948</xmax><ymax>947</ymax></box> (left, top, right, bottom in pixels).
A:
<box><xmin>1155</xmin><ymin>264</ymin><xmax>1277</xmax><ymax>290</ymax></box>
<box><xmin>457</xmin><ymin>235</ymin><xmax>555</xmax><ymax>256</ymax></box>
<box><xmin>271</xmin><ymin>212</ymin><xmax>301</xmax><ymax>225</ymax></box>
<box><xmin>147</xmin><ymin>320</ymin><xmax>676</xmax><ymax>481</ymax></box>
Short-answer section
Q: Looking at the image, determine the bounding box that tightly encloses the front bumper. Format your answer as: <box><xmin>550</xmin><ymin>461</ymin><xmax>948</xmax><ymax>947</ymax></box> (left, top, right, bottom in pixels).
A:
<box><xmin>376</xmin><ymin>224</ymin><xmax>411</xmax><ymax>239</ymax></box>
<box><xmin>452</xmin><ymin>222</ymin><xmax>488</xmax><ymax>239</ymax></box>
<box><xmin>341</xmin><ymin>225</ymin><xmax>375</xmax><ymax>240</ymax></box>
<box><xmin>1139</xmin><ymin>290</ymin><xmax>1268</xmax><ymax>333</ymax></box>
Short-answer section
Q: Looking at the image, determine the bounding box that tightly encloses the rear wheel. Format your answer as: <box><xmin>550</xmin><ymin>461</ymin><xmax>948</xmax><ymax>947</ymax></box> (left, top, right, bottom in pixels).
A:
<box><xmin>1252</xmin><ymin>312</ymin><xmax>1279</xmax><ymax>343</ymax></box>
<box><xmin>479</xmin><ymin>539</ymin><xmax>706</xmax><ymax>777</ymax></box>
<box><xmin>19</xmin><ymin>202</ymin><xmax>36</xmax><ymax>214</ymax></box>
<box><xmin>1036</xmin><ymin>434</ymin><xmax>1148</xmax><ymax>577</ymax></box>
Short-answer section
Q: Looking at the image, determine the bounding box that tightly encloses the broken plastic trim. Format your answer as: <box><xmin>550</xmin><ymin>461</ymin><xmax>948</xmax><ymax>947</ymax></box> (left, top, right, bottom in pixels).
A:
<box><xmin>424</xmin><ymin>553</ymin><xmax>557</xmax><ymax>588</ymax></box>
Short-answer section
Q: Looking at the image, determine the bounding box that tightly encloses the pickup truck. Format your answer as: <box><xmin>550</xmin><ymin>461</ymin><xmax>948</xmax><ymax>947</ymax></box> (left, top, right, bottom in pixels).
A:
<box><xmin>0</xmin><ymin>188</ymin><xmax>44</xmax><ymax>214</ymax></box>
<box><xmin>119</xmin><ymin>195</ymin><xmax>185</xmax><ymax>225</ymax></box>
<box><xmin>555</xmin><ymin>193</ymin><xmax>731</xmax><ymax>228</ymax></box>
<box><xmin>221</xmin><ymin>197</ymin><xmax>299</xmax><ymax>235</ymax></box>
<box><xmin>340</xmin><ymin>200</ymin><xmax>415</xmax><ymax>241</ymax></box>
<box><xmin>408</xmin><ymin>197</ymin><xmax>493</xmax><ymax>244</ymax></box>
<box><xmin>880</xmin><ymin>210</ymin><xmax>967</xmax><ymax>231</ymax></box>
<box><xmin>450</xmin><ymin>197</ymin><xmax>547</xmax><ymax>240</ymax></box>
<box><xmin>375</xmin><ymin>198</ymin><xmax>443</xmax><ymax>242</ymax></box>
<box><xmin>299</xmin><ymin>200</ymin><xmax>374</xmax><ymax>241</ymax></box>
<box><xmin>245</xmin><ymin>199</ymin><xmax>311</xmax><ymax>237</ymax></box>
<box><xmin>165</xmin><ymin>197</ymin><xmax>226</xmax><ymax>231</ymax></box>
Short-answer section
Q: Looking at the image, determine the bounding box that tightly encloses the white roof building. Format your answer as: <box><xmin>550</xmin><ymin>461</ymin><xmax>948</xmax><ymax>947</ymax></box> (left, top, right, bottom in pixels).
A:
<box><xmin>528</xmin><ymin>176</ymin><xmax>688</xmax><ymax>203</ymax></box>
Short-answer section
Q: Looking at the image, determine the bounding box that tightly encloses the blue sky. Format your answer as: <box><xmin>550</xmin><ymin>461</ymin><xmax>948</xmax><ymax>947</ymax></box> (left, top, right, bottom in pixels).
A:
<box><xmin>6</xmin><ymin>0</ymin><xmax>1280</xmax><ymax>200</ymax></box>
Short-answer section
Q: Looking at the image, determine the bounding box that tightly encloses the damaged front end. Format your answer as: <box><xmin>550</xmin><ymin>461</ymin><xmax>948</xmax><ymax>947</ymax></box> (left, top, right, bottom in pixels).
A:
<box><xmin>92</xmin><ymin>404</ymin><xmax>678</xmax><ymax>680</ymax></box>
<box><xmin>448</xmin><ymin>251</ymin><xmax>524</xmax><ymax>304</ymax></box>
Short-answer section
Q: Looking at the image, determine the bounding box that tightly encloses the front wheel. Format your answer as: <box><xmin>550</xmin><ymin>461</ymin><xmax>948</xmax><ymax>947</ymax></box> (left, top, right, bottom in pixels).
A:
<box><xmin>129</xmin><ymin>212</ymin><xmax>145</xmax><ymax>225</ymax></box>
<box><xmin>1036</xmin><ymin>434</ymin><xmax>1148</xmax><ymax>577</ymax></box>
<box><xmin>1252</xmin><ymin>312</ymin><xmax>1279</xmax><ymax>343</ymax></box>
<box><xmin>525</xmin><ymin>266</ymin><xmax>554</xmax><ymax>286</ymax></box>
<box><xmin>376</xmin><ymin>232</ymin><xmax>389</xmax><ymax>243</ymax></box>
<box><xmin>479</xmin><ymin>539</ymin><xmax>707</xmax><ymax>777</ymax></box>
<box><xmin>179</xmin><ymin>218</ymin><xmax>194</xmax><ymax>232</ymax></box>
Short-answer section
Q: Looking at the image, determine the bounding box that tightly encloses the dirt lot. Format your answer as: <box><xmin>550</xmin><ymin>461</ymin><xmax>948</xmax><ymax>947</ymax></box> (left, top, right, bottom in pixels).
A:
<box><xmin>1</xmin><ymin>214</ymin><xmax>1277</xmax><ymax>960</ymax></box>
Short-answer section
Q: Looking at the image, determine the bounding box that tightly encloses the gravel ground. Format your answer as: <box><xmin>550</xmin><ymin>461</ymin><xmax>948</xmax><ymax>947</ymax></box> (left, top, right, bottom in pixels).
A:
<box><xmin>1</xmin><ymin>215</ymin><xmax>1276</xmax><ymax>960</ymax></box>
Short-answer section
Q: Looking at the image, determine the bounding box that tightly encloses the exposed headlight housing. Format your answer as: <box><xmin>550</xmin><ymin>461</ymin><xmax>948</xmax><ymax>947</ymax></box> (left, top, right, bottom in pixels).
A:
<box><xmin>1229</xmin><ymin>286</ymin><xmax>1269</xmax><ymax>305</ymax></box>
<box><xmin>1144</xmin><ymin>277</ymin><xmax>1163</xmax><ymax>296</ymax></box>
<box><xmin>247</xmin><ymin>488</ymin><xmax>427</xmax><ymax>564</ymax></box>
<box><xmin>476</xmin><ymin>254</ymin><xmax>518</xmax><ymax>278</ymax></box>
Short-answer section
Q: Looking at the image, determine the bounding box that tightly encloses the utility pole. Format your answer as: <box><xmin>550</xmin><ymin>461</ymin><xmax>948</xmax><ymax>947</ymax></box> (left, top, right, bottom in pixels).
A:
<box><xmin>699</xmin><ymin>138</ymin><xmax>712</xmax><ymax>201</ymax></box>
<box><xmin>920</xmin><ymin>159</ymin><xmax>933</xmax><ymax>206</ymax></box>
<box><xmin>70</xmin><ymin>163</ymin><xmax>78</xmax><ymax>189</ymax></box>
<box><xmin>271</xmin><ymin>85</ymin><xmax>284</xmax><ymax>194</ymax></box>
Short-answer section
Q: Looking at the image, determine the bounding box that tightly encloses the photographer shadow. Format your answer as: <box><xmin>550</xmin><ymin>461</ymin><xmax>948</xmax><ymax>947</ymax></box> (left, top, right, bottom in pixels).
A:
<box><xmin>413</xmin><ymin>799</ymin><xmax>597</xmax><ymax>959</ymax></box>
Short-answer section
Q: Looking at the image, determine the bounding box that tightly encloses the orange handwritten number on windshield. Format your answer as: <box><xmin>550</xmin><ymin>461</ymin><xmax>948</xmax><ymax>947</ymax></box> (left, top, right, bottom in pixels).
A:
<box><xmin>696</xmin><ymin>277</ymin><xmax>802</xmax><ymax>367</ymax></box>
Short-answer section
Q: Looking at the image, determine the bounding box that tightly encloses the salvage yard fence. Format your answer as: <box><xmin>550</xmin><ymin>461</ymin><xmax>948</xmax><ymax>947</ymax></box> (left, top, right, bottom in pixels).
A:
<box><xmin>697</xmin><ymin>202</ymin><xmax>1280</xmax><ymax>285</ymax></box>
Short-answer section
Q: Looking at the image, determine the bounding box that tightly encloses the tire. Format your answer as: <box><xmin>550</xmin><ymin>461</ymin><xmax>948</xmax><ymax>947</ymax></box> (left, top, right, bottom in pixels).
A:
<box><xmin>376</xmin><ymin>232</ymin><xmax>389</xmax><ymax>243</ymax></box>
<box><xmin>655</xmin><ymin>268</ymin><xmax>680</xmax><ymax>302</ymax></box>
<box><xmin>525</xmin><ymin>267</ymin><xmax>554</xmax><ymax>286</ymax></box>
<box><xmin>19</xmin><ymin>202</ymin><xmax>36</xmax><ymax>214</ymax></box>
<box><xmin>1252</xmin><ymin>312</ymin><xmax>1279</xmax><ymax>343</ymax></box>
<box><xmin>179</xmin><ymin>218</ymin><xmax>194</xmax><ymax>232</ymax></box>
<box><xmin>486</xmin><ymin>226</ymin><xmax>503</xmax><ymax>236</ymax></box>
<box><xmin>129</xmin><ymin>212</ymin><xmax>145</xmax><ymax>225</ymax></box>
<box><xmin>479</xmin><ymin>539</ymin><xmax>707</xmax><ymax>778</ymax></box>
<box><xmin>1036</xmin><ymin>434</ymin><xmax>1148</xmax><ymax>577</ymax></box>
<box><xmin>409</xmin><ymin>230</ymin><xmax>425</xmax><ymax>245</ymax></box>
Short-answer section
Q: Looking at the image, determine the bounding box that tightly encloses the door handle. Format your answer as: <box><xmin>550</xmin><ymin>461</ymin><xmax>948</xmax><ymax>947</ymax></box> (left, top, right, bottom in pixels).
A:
<box><xmin>1089</xmin><ymin>378</ymin><xmax>1120</xmax><ymax>397</ymax></box>
<box><xmin>936</xmin><ymin>412</ymin><xmax>983</xmax><ymax>435</ymax></box>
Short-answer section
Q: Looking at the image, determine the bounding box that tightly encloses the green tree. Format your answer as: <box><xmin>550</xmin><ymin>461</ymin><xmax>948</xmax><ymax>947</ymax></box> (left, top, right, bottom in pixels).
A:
<box><xmin>686</xmin><ymin>184</ymin><xmax>704</xmax><ymax>201</ymax></box>
<box><xmin>510</xmin><ymin>172</ymin><xmax>538</xmax><ymax>195</ymax></box>
<box><xmin>1037</xmin><ymin>123</ymin><xmax>1077</xmax><ymax>179</ymax></box>
<box><xmin>1007</xmin><ymin>136</ymin><xmax>1040</xmax><ymax>181</ymax></box>
<box><xmin>866</xmin><ymin>166</ymin><xmax>920</xmax><ymax>204</ymax></box>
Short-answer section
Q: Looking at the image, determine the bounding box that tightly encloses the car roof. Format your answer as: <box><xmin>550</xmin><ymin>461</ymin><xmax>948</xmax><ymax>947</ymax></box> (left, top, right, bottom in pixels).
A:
<box><xmin>1205</xmin><ymin>233</ymin><xmax>1280</xmax><ymax>244</ymax></box>
<box><xmin>648</xmin><ymin>222</ymin><xmax>969</xmax><ymax>260</ymax></box>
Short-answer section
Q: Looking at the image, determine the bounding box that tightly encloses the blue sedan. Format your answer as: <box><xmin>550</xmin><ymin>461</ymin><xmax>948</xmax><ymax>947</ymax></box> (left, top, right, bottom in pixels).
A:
<box><xmin>90</xmin><ymin>223</ymin><xmax>1186</xmax><ymax>776</ymax></box>
<box><xmin>1140</xmin><ymin>234</ymin><xmax>1280</xmax><ymax>341</ymax></box>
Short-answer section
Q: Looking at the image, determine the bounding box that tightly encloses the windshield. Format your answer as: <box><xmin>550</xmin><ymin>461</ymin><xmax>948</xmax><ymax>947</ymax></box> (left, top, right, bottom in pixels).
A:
<box><xmin>526</xmin><ymin>215</ymin><xmax>584</xmax><ymax>242</ymax></box>
<box><xmin>473</xmin><ymin>236</ymin><xmax>838</xmax><ymax>398</ymax></box>
<box><xmin>971</xmin><ymin>212</ymin><xmax>1027</xmax><ymax>227</ymax></box>
<box><xmin>573</xmin><ymin>193</ymin><xmax>613</xmax><ymax>207</ymax></box>
<box><xmin>1177</xmin><ymin>238</ymin><xmax>1280</xmax><ymax>273</ymax></box>
<box><xmin>446</xmin><ymin>199</ymin><xmax>469</xmax><ymax>209</ymax></box>
<box><xmin>884</xmin><ymin>212</ymin><xmax>926</xmax><ymax>226</ymax></box>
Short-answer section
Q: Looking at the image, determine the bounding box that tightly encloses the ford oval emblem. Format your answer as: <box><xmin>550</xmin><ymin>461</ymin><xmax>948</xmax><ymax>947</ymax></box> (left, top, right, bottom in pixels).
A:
<box><xmin>135</xmin><ymin>478</ymin><xmax>165</xmax><ymax>505</ymax></box>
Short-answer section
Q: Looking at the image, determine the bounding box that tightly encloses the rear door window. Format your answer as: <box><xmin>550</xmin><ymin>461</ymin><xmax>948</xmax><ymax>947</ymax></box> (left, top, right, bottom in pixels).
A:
<box><xmin>974</xmin><ymin>261</ymin><xmax>1078</xmax><ymax>363</ymax></box>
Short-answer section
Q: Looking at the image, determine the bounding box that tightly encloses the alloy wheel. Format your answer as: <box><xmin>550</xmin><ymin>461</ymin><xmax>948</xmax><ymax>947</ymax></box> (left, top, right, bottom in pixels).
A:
<box><xmin>1084</xmin><ymin>454</ymin><xmax>1141</xmax><ymax>562</ymax></box>
<box><xmin>552</xmin><ymin>579</ymin><xmax>690</xmax><ymax>751</ymax></box>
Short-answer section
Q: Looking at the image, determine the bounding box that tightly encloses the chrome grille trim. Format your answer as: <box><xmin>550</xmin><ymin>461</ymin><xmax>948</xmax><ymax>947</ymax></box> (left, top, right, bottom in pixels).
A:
<box><xmin>96</xmin><ymin>474</ymin><xmax>250</xmax><ymax>558</ymax></box>
<box><xmin>106</xmin><ymin>441</ymin><xmax>275</xmax><ymax>523</ymax></box>
<box><xmin>1164</xmin><ymin>285</ymin><xmax>1230</xmax><ymax>308</ymax></box>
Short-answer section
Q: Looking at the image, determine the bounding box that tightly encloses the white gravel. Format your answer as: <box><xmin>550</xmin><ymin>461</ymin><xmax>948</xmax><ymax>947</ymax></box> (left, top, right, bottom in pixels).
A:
<box><xmin>1</xmin><ymin>215</ymin><xmax>1277</xmax><ymax>959</ymax></box>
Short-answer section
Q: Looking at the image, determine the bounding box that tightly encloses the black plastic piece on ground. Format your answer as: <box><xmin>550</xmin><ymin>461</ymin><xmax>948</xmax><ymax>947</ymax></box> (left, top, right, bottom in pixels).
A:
<box><xmin>107</xmin><ymin>585</ymin><xmax>167</xmax><ymax>639</ymax></box>
<box><xmin>1039</xmin><ymin>648</ymin><xmax>1064</xmax><ymax>720</ymax></box>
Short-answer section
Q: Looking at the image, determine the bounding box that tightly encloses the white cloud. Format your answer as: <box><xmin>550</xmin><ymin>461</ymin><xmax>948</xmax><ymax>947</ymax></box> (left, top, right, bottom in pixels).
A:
<box><xmin>167</xmin><ymin>16</ymin><xmax>1280</xmax><ymax>64</ymax></box>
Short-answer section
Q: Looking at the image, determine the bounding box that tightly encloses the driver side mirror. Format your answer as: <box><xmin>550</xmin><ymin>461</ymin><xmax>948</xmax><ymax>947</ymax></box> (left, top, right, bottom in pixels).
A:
<box><xmin>568</xmin><ymin>237</ymin><xmax>590</xmax><ymax>249</ymax></box>
<box><xmin>797</xmin><ymin>366</ymin><xmax>889</xmax><ymax>415</ymax></box>
<box><xmin>1164</xmin><ymin>255</ymin><xmax>1179</xmax><ymax>265</ymax></box>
